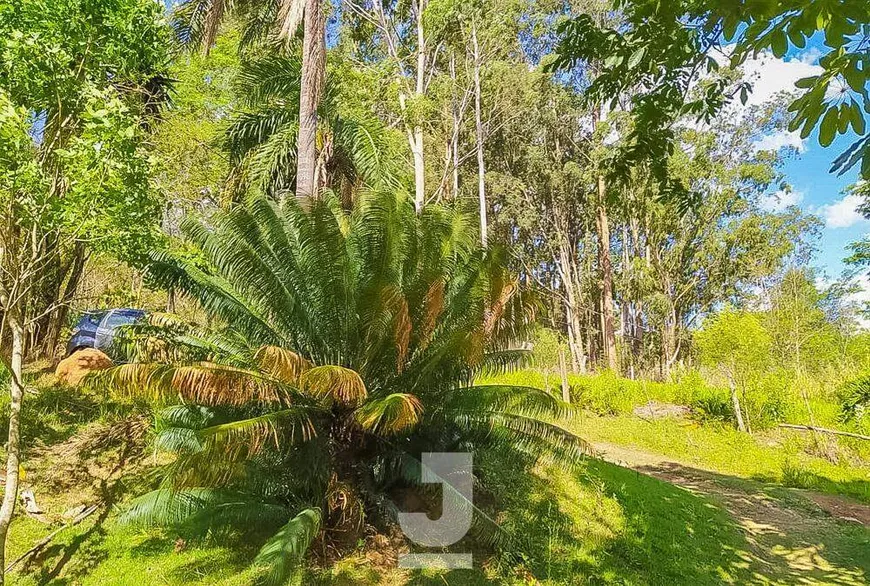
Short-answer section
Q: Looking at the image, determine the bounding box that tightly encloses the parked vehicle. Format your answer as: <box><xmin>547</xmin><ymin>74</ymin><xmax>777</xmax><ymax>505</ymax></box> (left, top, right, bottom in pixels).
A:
<box><xmin>66</xmin><ymin>308</ymin><xmax>146</xmax><ymax>358</ymax></box>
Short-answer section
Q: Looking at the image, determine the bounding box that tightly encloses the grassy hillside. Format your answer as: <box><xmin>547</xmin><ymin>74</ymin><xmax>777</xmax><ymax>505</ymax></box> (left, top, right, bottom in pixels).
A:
<box><xmin>5</xmin><ymin>372</ymin><xmax>870</xmax><ymax>585</ymax></box>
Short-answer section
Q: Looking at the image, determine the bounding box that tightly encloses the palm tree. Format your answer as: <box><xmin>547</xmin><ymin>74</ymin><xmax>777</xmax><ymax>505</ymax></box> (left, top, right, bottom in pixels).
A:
<box><xmin>173</xmin><ymin>0</ymin><xmax>326</xmax><ymax>201</ymax></box>
<box><xmin>223</xmin><ymin>53</ymin><xmax>405</xmax><ymax>204</ymax></box>
<box><xmin>100</xmin><ymin>191</ymin><xmax>588</xmax><ymax>584</ymax></box>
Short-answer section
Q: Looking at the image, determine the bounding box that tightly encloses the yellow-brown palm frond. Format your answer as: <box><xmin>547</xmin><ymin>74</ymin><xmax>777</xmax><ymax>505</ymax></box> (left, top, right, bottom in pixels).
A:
<box><xmin>418</xmin><ymin>278</ymin><xmax>445</xmax><ymax>351</ymax></box>
<box><xmin>254</xmin><ymin>345</ymin><xmax>312</xmax><ymax>384</ymax></box>
<box><xmin>354</xmin><ymin>393</ymin><xmax>423</xmax><ymax>436</ymax></box>
<box><xmin>392</xmin><ymin>294</ymin><xmax>411</xmax><ymax>372</ymax></box>
<box><xmin>298</xmin><ymin>365</ymin><xmax>367</xmax><ymax>406</ymax></box>
<box><xmin>95</xmin><ymin>362</ymin><xmax>293</xmax><ymax>406</ymax></box>
<box><xmin>484</xmin><ymin>276</ymin><xmax>518</xmax><ymax>338</ymax></box>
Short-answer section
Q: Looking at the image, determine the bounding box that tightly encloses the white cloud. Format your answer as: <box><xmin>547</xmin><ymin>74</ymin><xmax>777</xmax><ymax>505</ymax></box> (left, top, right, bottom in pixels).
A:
<box><xmin>798</xmin><ymin>47</ymin><xmax>822</xmax><ymax>66</ymax></box>
<box><xmin>819</xmin><ymin>193</ymin><xmax>868</xmax><ymax>228</ymax></box>
<box><xmin>739</xmin><ymin>50</ymin><xmax>823</xmax><ymax>108</ymax></box>
<box><xmin>754</xmin><ymin>130</ymin><xmax>806</xmax><ymax>153</ymax></box>
<box><xmin>715</xmin><ymin>48</ymin><xmax>824</xmax><ymax>153</ymax></box>
<box><xmin>760</xmin><ymin>189</ymin><xmax>804</xmax><ymax>212</ymax></box>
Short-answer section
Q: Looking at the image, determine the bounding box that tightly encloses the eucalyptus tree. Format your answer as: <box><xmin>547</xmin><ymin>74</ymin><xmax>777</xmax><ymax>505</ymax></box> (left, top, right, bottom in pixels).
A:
<box><xmin>342</xmin><ymin>0</ymin><xmax>447</xmax><ymax>212</ymax></box>
<box><xmin>621</xmin><ymin>107</ymin><xmax>820</xmax><ymax>377</ymax></box>
<box><xmin>553</xmin><ymin>0</ymin><xmax>870</xmax><ymax>200</ymax></box>
<box><xmin>173</xmin><ymin>0</ymin><xmax>328</xmax><ymax>200</ymax></box>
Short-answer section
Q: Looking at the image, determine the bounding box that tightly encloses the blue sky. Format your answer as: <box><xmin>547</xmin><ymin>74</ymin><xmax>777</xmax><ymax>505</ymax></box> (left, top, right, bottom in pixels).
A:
<box><xmin>750</xmin><ymin>37</ymin><xmax>868</xmax><ymax>280</ymax></box>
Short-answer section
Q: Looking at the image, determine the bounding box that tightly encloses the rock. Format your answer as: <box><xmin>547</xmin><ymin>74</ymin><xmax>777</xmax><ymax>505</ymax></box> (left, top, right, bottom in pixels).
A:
<box><xmin>55</xmin><ymin>348</ymin><xmax>113</xmax><ymax>386</ymax></box>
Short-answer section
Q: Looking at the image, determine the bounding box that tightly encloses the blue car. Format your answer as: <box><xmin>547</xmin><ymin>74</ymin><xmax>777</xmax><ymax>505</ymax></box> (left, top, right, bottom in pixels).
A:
<box><xmin>67</xmin><ymin>308</ymin><xmax>147</xmax><ymax>358</ymax></box>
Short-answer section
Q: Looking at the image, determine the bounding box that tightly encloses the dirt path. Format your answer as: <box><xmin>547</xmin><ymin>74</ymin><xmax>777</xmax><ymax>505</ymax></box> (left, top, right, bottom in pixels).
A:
<box><xmin>593</xmin><ymin>441</ymin><xmax>870</xmax><ymax>585</ymax></box>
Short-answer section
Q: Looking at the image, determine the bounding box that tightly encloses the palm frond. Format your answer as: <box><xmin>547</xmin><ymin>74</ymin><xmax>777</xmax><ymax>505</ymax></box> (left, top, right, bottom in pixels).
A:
<box><xmin>234</xmin><ymin>53</ymin><xmax>302</xmax><ymax>108</ymax></box>
<box><xmin>121</xmin><ymin>488</ymin><xmax>228</xmax><ymax>527</ymax></box>
<box><xmin>255</xmin><ymin>345</ymin><xmax>312</xmax><ymax>383</ymax></box>
<box><xmin>121</xmin><ymin>487</ymin><xmax>291</xmax><ymax>538</ymax></box>
<box><xmin>95</xmin><ymin>362</ymin><xmax>297</xmax><ymax>406</ymax></box>
<box><xmin>199</xmin><ymin>407</ymin><xmax>319</xmax><ymax>455</ymax></box>
<box><xmin>299</xmin><ymin>365</ymin><xmax>367</xmax><ymax>406</ymax></box>
<box><xmin>355</xmin><ymin>393</ymin><xmax>423</xmax><ymax>436</ymax></box>
<box><xmin>252</xmin><ymin>508</ymin><xmax>322</xmax><ymax>586</ymax></box>
<box><xmin>444</xmin><ymin>385</ymin><xmax>574</xmax><ymax>420</ymax></box>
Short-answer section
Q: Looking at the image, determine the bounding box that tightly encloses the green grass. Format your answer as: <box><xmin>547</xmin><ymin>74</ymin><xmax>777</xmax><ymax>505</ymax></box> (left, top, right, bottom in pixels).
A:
<box><xmin>7</xmin><ymin>450</ymin><xmax>767</xmax><ymax>585</ymax></box>
<box><xmin>5</xmin><ymin>372</ymin><xmax>870</xmax><ymax>584</ymax></box>
<box><xmin>12</xmin><ymin>444</ymin><xmax>870</xmax><ymax>585</ymax></box>
<box><xmin>564</xmin><ymin>413</ymin><xmax>870</xmax><ymax>504</ymax></box>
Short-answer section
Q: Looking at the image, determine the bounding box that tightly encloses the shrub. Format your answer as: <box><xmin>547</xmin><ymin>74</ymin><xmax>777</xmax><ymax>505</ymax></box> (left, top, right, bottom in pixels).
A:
<box><xmin>97</xmin><ymin>192</ymin><xmax>587</xmax><ymax>584</ymax></box>
<box><xmin>839</xmin><ymin>372</ymin><xmax>870</xmax><ymax>423</ymax></box>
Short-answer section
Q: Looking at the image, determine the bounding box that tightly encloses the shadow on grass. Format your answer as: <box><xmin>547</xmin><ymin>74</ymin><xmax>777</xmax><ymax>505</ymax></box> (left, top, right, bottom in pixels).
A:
<box><xmin>406</xmin><ymin>448</ymin><xmax>870</xmax><ymax>585</ymax></box>
<box><xmin>631</xmin><ymin>460</ymin><xmax>870</xmax><ymax>586</ymax></box>
<box><xmin>15</xmin><ymin>443</ymin><xmax>870</xmax><ymax>585</ymax></box>
<box><xmin>373</xmin><ymin>448</ymin><xmax>767</xmax><ymax>585</ymax></box>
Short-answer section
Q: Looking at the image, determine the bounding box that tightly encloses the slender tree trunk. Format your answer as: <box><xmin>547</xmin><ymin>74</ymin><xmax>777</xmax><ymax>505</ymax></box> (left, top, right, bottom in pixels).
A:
<box><xmin>411</xmin><ymin>0</ymin><xmax>427</xmax><ymax>212</ymax></box>
<box><xmin>295</xmin><ymin>0</ymin><xmax>326</xmax><ymax>201</ymax></box>
<box><xmin>0</xmin><ymin>318</ymin><xmax>25</xmax><ymax>583</ymax></box>
<box><xmin>450</xmin><ymin>53</ymin><xmax>460</xmax><ymax>199</ymax></box>
<box><xmin>596</xmin><ymin>175</ymin><xmax>616</xmax><ymax>371</ymax></box>
<box><xmin>471</xmin><ymin>21</ymin><xmax>488</xmax><ymax>246</ymax></box>
<box><xmin>41</xmin><ymin>242</ymin><xmax>86</xmax><ymax>359</ymax></box>
<box><xmin>558</xmin><ymin>238</ymin><xmax>586</xmax><ymax>373</ymax></box>
<box><xmin>729</xmin><ymin>376</ymin><xmax>747</xmax><ymax>433</ymax></box>
<box><xmin>559</xmin><ymin>349</ymin><xmax>571</xmax><ymax>403</ymax></box>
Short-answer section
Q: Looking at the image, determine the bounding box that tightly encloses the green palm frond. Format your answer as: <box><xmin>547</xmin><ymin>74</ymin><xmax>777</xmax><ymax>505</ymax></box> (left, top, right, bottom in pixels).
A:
<box><xmin>121</xmin><ymin>488</ymin><xmax>292</xmax><ymax>537</ymax></box>
<box><xmin>252</xmin><ymin>508</ymin><xmax>322</xmax><ymax>586</ymax></box>
<box><xmin>445</xmin><ymin>385</ymin><xmax>574</xmax><ymax>420</ymax></box>
<box><xmin>199</xmin><ymin>407</ymin><xmax>320</xmax><ymax>455</ymax></box>
<box><xmin>121</xmin><ymin>488</ymin><xmax>229</xmax><ymax>527</ymax></box>
<box><xmin>840</xmin><ymin>373</ymin><xmax>870</xmax><ymax>421</ymax></box>
<box><xmin>481</xmin><ymin>414</ymin><xmax>592</xmax><ymax>468</ymax></box>
<box><xmin>234</xmin><ymin>53</ymin><xmax>302</xmax><ymax>107</ymax></box>
<box><xmin>479</xmin><ymin>349</ymin><xmax>534</xmax><ymax>375</ymax></box>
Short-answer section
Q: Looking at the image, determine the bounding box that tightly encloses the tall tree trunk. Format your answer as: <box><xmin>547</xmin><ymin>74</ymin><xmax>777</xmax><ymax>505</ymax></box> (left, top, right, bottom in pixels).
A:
<box><xmin>0</xmin><ymin>317</ymin><xmax>25</xmax><ymax>584</ymax></box>
<box><xmin>472</xmin><ymin>22</ymin><xmax>487</xmax><ymax>246</ymax></box>
<box><xmin>411</xmin><ymin>0</ymin><xmax>427</xmax><ymax>212</ymax></box>
<box><xmin>40</xmin><ymin>242</ymin><xmax>86</xmax><ymax>360</ymax></box>
<box><xmin>295</xmin><ymin>0</ymin><xmax>326</xmax><ymax>201</ymax></box>
<box><xmin>557</xmin><ymin>236</ymin><xmax>589</xmax><ymax>374</ymax></box>
<box><xmin>449</xmin><ymin>53</ymin><xmax>460</xmax><ymax>199</ymax></box>
<box><xmin>596</xmin><ymin>174</ymin><xmax>616</xmax><ymax>371</ymax></box>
